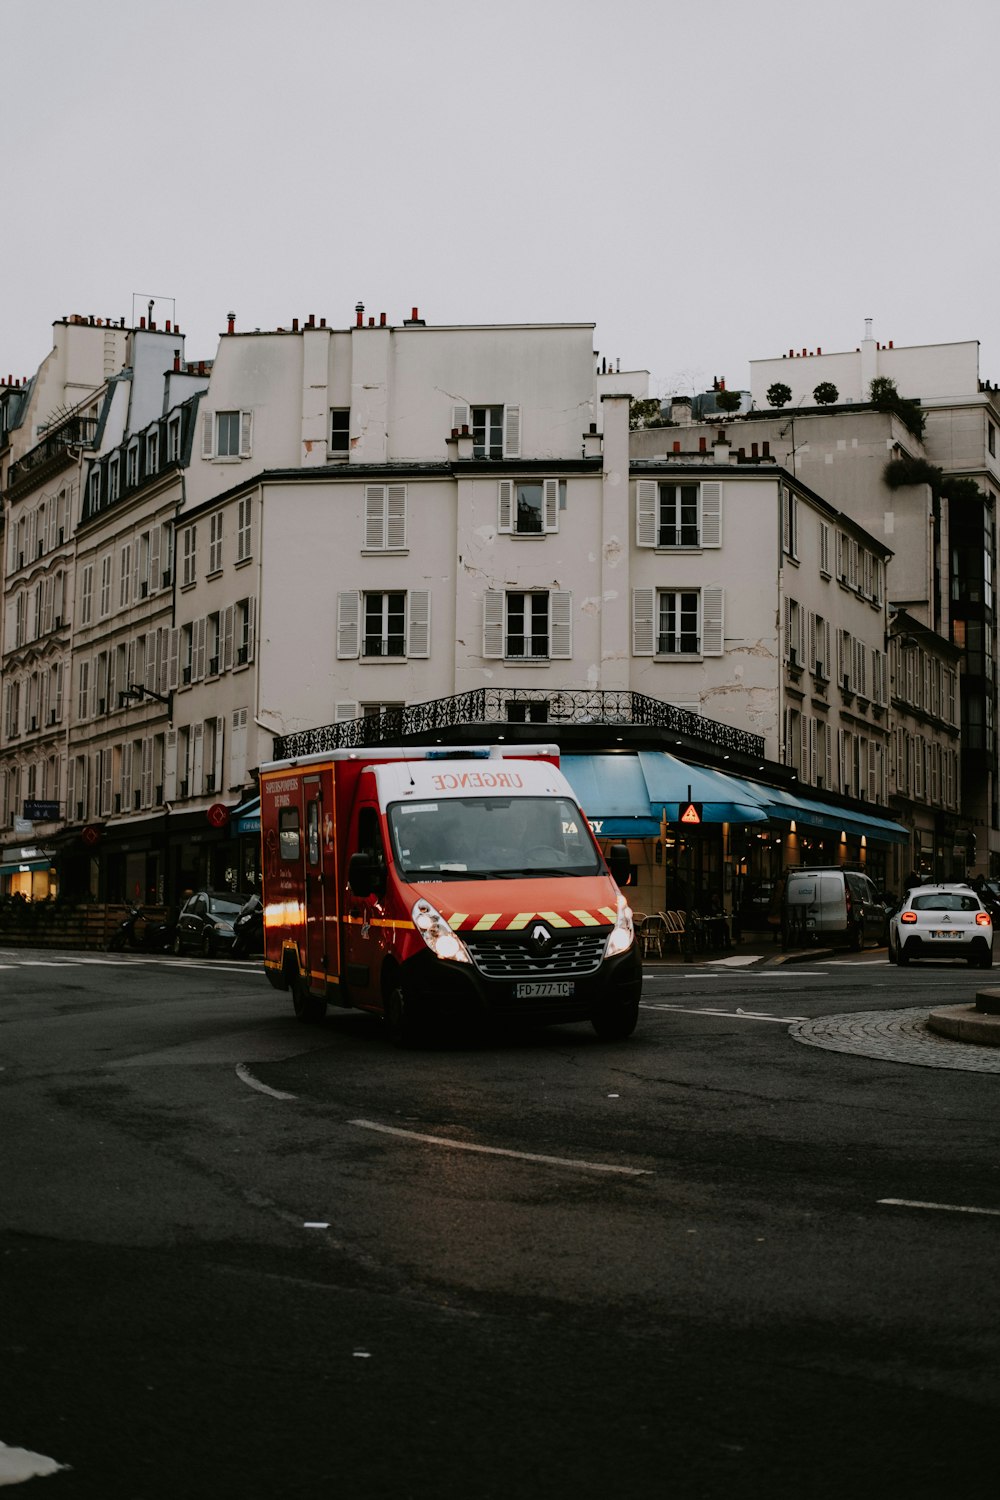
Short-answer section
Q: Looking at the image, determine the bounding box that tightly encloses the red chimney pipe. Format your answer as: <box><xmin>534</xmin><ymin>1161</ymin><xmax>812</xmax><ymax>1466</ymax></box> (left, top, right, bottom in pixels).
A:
<box><xmin>227</xmin><ymin>312</ymin><xmax>236</xmax><ymax>334</ymax></box>
<box><xmin>173</xmin><ymin>350</ymin><xmax>180</xmax><ymax>372</ymax></box>
<box><xmin>412</xmin><ymin>307</ymin><xmax>419</xmax><ymax>321</ymax></box>
<box><xmin>380</xmin><ymin>312</ymin><xmax>386</xmax><ymax>327</ymax></box>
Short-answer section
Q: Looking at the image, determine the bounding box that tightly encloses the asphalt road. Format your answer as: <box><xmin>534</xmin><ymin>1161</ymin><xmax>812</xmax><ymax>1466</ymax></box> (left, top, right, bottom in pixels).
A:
<box><xmin>1</xmin><ymin>946</ymin><xmax>998</xmax><ymax>1499</ymax></box>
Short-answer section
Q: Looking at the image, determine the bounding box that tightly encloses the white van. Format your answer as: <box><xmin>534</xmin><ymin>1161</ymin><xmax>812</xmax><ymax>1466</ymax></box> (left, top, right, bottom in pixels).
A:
<box><xmin>783</xmin><ymin>867</ymin><xmax>887</xmax><ymax>950</ymax></box>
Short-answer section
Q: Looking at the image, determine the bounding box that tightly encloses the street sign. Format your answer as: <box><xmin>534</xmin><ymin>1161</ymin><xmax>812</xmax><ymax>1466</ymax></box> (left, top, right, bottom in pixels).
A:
<box><xmin>679</xmin><ymin>801</ymin><xmax>703</xmax><ymax>825</ymax></box>
<box><xmin>206</xmin><ymin>803</ymin><xmax>230</xmax><ymax>829</ymax></box>
<box><xmin>81</xmin><ymin>825</ymin><xmax>102</xmax><ymax>846</ymax></box>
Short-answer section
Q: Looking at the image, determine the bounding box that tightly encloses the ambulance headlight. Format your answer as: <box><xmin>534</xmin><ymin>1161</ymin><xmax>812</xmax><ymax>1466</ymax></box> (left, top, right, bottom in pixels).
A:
<box><xmin>411</xmin><ymin>899</ymin><xmax>471</xmax><ymax>964</ymax></box>
<box><xmin>603</xmin><ymin>893</ymin><xmax>635</xmax><ymax>958</ymax></box>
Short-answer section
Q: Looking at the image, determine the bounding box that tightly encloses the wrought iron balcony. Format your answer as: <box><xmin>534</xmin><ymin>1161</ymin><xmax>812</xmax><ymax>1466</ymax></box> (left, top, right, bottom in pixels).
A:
<box><xmin>7</xmin><ymin>408</ymin><xmax>99</xmax><ymax>498</ymax></box>
<box><xmin>272</xmin><ymin>688</ymin><xmax>765</xmax><ymax>762</ymax></box>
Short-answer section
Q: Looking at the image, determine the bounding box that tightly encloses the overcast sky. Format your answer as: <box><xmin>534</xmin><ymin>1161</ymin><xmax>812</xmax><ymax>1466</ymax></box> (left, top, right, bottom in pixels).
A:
<box><xmin>4</xmin><ymin>0</ymin><xmax>998</xmax><ymax>400</ymax></box>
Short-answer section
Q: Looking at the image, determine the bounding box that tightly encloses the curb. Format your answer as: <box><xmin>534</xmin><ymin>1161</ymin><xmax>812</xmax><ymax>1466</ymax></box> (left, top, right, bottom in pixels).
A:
<box><xmin>926</xmin><ymin>1003</ymin><xmax>1000</xmax><ymax>1048</ymax></box>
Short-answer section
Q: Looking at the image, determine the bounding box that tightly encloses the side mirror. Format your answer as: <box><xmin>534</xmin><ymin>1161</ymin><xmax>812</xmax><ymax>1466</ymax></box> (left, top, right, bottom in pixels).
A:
<box><xmin>607</xmin><ymin>843</ymin><xmax>631</xmax><ymax>886</ymax></box>
<box><xmin>348</xmin><ymin>851</ymin><xmax>383</xmax><ymax>898</ymax></box>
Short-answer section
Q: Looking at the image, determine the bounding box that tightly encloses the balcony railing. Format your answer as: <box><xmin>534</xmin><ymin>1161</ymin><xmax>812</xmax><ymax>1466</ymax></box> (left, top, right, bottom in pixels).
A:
<box><xmin>7</xmin><ymin>410</ymin><xmax>99</xmax><ymax>497</ymax></box>
<box><xmin>273</xmin><ymin>688</ymin><xmax>765</xmax><ymax>761</ymax></box>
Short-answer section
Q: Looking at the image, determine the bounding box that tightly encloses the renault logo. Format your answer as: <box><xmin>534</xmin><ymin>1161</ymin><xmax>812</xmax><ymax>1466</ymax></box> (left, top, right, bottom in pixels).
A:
<box><xmin>530</xmin><ymin>923</ymin><xmax>553</xmax><ymax>952</ymax></box>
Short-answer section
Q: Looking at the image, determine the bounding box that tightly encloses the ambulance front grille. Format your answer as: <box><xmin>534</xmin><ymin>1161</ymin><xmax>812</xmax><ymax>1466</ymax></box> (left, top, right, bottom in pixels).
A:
<box><xmin>464</xmin><ymin>927</ymin><xmax>610</xmax><ymax>979</ymax></box>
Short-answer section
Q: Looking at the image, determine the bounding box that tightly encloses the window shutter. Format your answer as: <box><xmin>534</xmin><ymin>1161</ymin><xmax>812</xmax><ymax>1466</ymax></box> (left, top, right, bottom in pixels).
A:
<box><xmin>191</xmin><ymin>618</ymin><xmax>206</xmax><ymax>681</ymax></box>
<box><xmin>144</xmin><ymin>631</ymin><xmax>157</xmax><ymax>692</ymax></box>
<box><xmin>631</xmin><ymin>588</ymin><xmax>654</xmax><ymax>656</ymax></box>
<box><xmin>700</xmin><ymin>481</ymin><xmax>722</xmax><ymax>547</ymax></box>
<box><xmin>636</xmin><ymin>481</ymin><xmax>656</xmax><ymax>547</ymax></box>
<box><xmin>240</xmin><ymin>411</ymin><xmax>253</xmax><ymax>457</ymax></box>
<box><xmin>483</xmin><ymin>590</ymin><xmax>504</xmax><ymax>659</ymax></box>
<box><xmin>335</xmin><ymin>701</ymin><xmax>358</xmax><ymax>721</ymax></box>
<box><xmin>806</xmin><ymin>716</ymin><xmax>816</xmax><ymax>782</ymax></box>
<box><xmin>167</xmin><ymin>629</ymin><xmax>179</xmax><ymax>691</ymax></box>
<box><xmin>503</xmin><ymin>406</ymin><xmax>521</xmax><ymax>459</ymax></box>
<box><xmin>386</xmin><ymin>484</ymin><xmax>407</xmax><ymax>549</ymax></box>
<box><xmin>543</xmin><ymin>479</ymin><xmax>559</xmax><ymax>533</ymax></box>
<box><xmin>164</xmin><ymin>729</ymin><xmax>177</xmax><ymax>801</ymax></box>
<box><xmin>550</xmin><ymin>591</ymin><xmax>572</xmax><ymax>659</ymax></box>
<box><xmin>701</xmin><ymin>586</ymin><xmax>724</xmax><ymax>656</ymax></box>
<box><xmin>102</xmin><ymin>750</ymin><xmax>113</xmax><ymax>816</ymax></box>
<box><xmin>451</xmin><ymin>404</ymin><xmax>469</xmax><ymax>434</ymax></box>
<box><xmin>192</xmin><ymin>723</ymin><xmax>204</xmax><ymax>795</ymax></box>
<box><xmin>365</xmin><ymin>486</ymin><xmax>387</xmax><ymax>549</ymax></box>
<box><xmin>213</xmin><ymin>717</ymin><xmax>225</xmax><ymax>793</ymax></box>
<box><xmin>42</xmin><ymin>577</ymin><xmax>53</xmax><ymax>634</ymax></box>
<box><xmin>407</xmin><ymin>590</ymin><xmax>431</xmax><ymax>658</ymax></box>
<box><xmin>246</xmin><ymin>596</ymin><xmax>256</xmax><ymax>662</ymax></box>
<box><xmin>141</xmin><ymin>737</ymin><xmax>154</xmax><ymax>807</ymax></box>
<box><xmin>202</xmin><ymin>411</ymin><xmax>214</xmax><ymax>458</ymax></box>
<box><xmin>121</xmin><ymin>740</ymin><xmax>132</xmax><ymax>810</ymax></box>
<box><xmin>337</xmin><ymin>591</ymin><xmax>361</xmax><ymax>658</ymax></box>
<box><xmin>808</xmin><ymin>611</ymin><xmax>817</xmax><ymax>670</ymax></box>
<box><xmin>497</xmin><ymin>480</ymin><xmax>514</xmax><ymax>534</ymax></box>
<box><xmin>222</xmin><ymin>606</ymin><xmax>235</xmax><ymax>672</ymax></box>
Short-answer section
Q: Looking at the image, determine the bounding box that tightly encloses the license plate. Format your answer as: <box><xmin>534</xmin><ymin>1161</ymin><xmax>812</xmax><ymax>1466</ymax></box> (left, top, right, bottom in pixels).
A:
<box><xmin>515</xmin><ymin>981</ymin><xmax>575</xmax><ymax>999</ymax></box>
<box><xmin>932</xmin><ymin>930</ymin><xmax>962</xmax><ymax>939</ymax></box>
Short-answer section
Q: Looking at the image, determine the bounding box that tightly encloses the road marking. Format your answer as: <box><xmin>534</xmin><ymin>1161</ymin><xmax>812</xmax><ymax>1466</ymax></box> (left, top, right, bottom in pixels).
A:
<box><xmin>349</xmin><ymin>1119</ymin><xmax>650</xmax><ymax>1176</ymax></box>
<box><xmin>643</xmin><ymin>1004</ymin><xmax>806</xmax><ymax>1023</ymax></box>
<box><xmin>235</xmin><ymin>1064</ymin><xmax>297</xmax><ymax>1101</ymax></box>
<box><xmin>878</xmin><ymin>1198</ymin><xmax>1000</xmax><ymax>1218</ymax></box>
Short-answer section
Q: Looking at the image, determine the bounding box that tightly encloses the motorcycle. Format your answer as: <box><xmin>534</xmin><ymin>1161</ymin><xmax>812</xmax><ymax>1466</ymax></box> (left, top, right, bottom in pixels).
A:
<box><xmin>230</xmin><ymin>894</ymin><xmax>264</xmax><ymax>958</ymax></box>
<box><xmin>107</xmin><ymin>904</ymin><xmax>174</xmax><ymax>953</ymax></box>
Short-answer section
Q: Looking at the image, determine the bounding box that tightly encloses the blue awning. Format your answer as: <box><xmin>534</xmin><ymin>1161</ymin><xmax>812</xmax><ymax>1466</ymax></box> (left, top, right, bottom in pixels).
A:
<box><xmin>636</xmin><ymin>752</ymin><xmax>770</xmax><ymax>824</ymax></box>
<box><xmin>721</xmin><ymin>773</ymin><xmax>909</xmax><ymax>844</ymax></box>
<box><xmin>230</xmin><ymin>798</ymin><xmax>260</xmax><ymax>836</ymax></box>
<box><xmin>0</xmin><ymin>856</ymin><xmax>54</xmax><ymax>876</ymax></box>
<box><xmin>561</xmin><ymin>753</ymin><xmax>769</xmax><ymax>831</ymax></box>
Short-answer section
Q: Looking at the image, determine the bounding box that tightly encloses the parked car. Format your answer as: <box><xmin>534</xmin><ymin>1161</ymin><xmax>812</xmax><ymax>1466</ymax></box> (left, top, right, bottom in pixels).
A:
<box><xmin>888</xmin><ymin>883</ymin><xmax>993</xmax><ymax>968</ymax></box>
<box><xmin>173</xmin><ymin>890</ymin><xmax>250</xmax><ymax>957</ymax></box>
<box><xmin>783</xmin><ymin>866</ymin><xmax>887</xmax><ymax>950</ymax></box>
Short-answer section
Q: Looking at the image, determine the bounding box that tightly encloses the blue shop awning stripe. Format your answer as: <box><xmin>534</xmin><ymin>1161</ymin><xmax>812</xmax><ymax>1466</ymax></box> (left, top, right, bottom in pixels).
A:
<box><xmin>636</xmin><ymin>752</ymin><xmax>770</xmax><ymax>824</ymax></box>
<box><xmin>229</xmin><ymin>797</ymin><xmax>260</xmax><ymax>836</ymax></box>
<box><xmin>561</xmin><ymin>754</ymin><xmax>769</xmax><ymax>828</ymax></box>
<box><xmin>721</xmin><ymin>774</ymin><xmax>909</xmax><ymax>844</ymax></box>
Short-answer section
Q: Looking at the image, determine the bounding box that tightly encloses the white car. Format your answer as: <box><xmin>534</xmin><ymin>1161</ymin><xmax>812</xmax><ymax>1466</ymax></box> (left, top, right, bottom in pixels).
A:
<box><xmin>888</xmin><ymin>884</ymin><xmax>993</xmax><ymax>969</ymax></box>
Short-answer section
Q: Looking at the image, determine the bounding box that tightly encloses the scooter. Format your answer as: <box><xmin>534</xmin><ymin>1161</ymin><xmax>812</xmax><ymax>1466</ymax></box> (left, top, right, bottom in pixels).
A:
<box><xmin>107</xmin><ymin>904</ymin><xmax>145</xmax><ymax>952</ymax></box>
<box><xmin>107</xmin><ymin>904</ymin><xmax>175</xmax><ymax>953</ymax></box>
<box><xmin>231</xmin><ymin>894</ymin><xmax>264</xmax><ymax>958</ymax></box>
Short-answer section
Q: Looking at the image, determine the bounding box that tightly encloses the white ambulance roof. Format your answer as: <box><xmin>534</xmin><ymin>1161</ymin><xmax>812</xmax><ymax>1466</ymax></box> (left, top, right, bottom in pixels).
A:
<box><xmin>374</xmin><ymin>757</ymin><xmax>572</xmax><ymax>805</ymax></box>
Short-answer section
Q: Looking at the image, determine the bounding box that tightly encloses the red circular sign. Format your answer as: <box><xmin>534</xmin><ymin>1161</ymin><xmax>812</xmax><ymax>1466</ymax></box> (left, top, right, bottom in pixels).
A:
<box><xmin>206</xmin><ymin>803</ymin><xmax>230</xmax><ymax>829</ymax></box>
<box><xmin>81</xmin><ymin>825</ymin><xmax>101</xmax><ymax>846</ymax></box>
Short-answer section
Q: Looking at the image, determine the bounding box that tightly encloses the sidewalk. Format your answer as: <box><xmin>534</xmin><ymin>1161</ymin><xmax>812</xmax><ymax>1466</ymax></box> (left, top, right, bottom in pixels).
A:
<box><xmin>640</xmin><ymin>933</ymin><xmax>1000</xmax><ymax>1049</ymax></box>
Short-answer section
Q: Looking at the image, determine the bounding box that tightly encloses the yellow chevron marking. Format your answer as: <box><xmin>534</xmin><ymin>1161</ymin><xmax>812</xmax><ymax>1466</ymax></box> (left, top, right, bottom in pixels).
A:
<box><xmin>538</xmin><ymin>911</ymin><xmax>571</xmax><ymax>928</ymax></box>
<box><xmin>598</xmin><ymin>906</ymin><xmax>618</xmax><ymax>923</ymax></box>
<box><xmin>507</xmin><ymin>912</ymin><xmax>535</xmax><ymax>930</ymax></box>
<box><xmin>448</xmin><ymin>913</ymin><xmax>469</xmax><ymax>930</ymax></box>
<box><xmin>474</xmin><ymin>913</ymin><xmax>503</xmax><ymax>931</ymax></box>
<box><xmin>570</xmin><ymin>910</ymin><xmax>600</xmax><ymax>926</ymax></box>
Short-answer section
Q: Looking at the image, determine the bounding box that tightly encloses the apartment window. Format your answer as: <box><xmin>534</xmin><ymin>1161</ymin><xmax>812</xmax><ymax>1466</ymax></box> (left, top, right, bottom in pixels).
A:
<box><xmin>336</xmin><ymin>589</ymin><xmax>430</xmax><ymax>659</ymax></box>
<box><xmin>237</xmin><ymin>496</ymin><xmax>252</xmax><ymax>562</ymax></box>
<box><xmin>181</xmin><ymin>525</ymin><xmax>197</xmax><ymax>587</ymax></box>
<box><xmin>819</xmin><ymin>522</ymin><xmax>831</xmax><ymax>577</ymax></box>
<box><xmin>108</xmin><ymin>457</ymin><xmax>120</xmax><ymax>503</ymax></box>
<box><xmin>364</xmin><ymin>485</ymin><xmax>406</xmax><ymax>550</ymax></box>
<box><xmin>180</xmin><ymin>624</ymin><xmax>193</xmax><ymax>685</ymax></box>
<box><xmin>989</xmin><ymin>421</ymin><xmax>997</xmax><ymax>458</ymax></box>
<box><xmin>235</xmin><ymin>598</ymin><xmax>255</xmax><ymax>665</ymax></box>
<box><xmin>119</xmin><ymin>543</ymin><xmax>132</xmax><ymax>608</ymax></box>
<box><xmin>167</xmin><ymin>417</ymin><xmax>181</xmax><ymax>462</ymax></box>
<box><xmin>89</xmin><ymin>469</ymin><xmax>101</xmax><ymax>511</ymax></box>
<box><xmin>811</xmin><ymin>613</ymin><xmax>831</xmax><ymax>679</ymax></box>
<box><xmin>635</xmin><ymin>481</ymin><xmax>722</xmax><ymax>549</ymax></box>
<box><xmin>209</xmin><ymin>513</ymin><xmax>223</xmax><ymax>574</ymax></box>
<box><xmin>482</xmin><ymin>589</ymin><xmax>572</xmax><ymax>661</ymax></box>
<box><xmin>498</xmin><ymin>480</ymin><xmax>563</xmax><ymax>535</ymax></box>
<box><xmin>207</xmin><ymin>613</ymin><xmax>221</xmax><ymax>676</ymax></box>
<box><xmin>146</xmin><ymin>429</ymin><xmax>159</xmax><ymax>471</ymax></box>
<box><xmin>451</xmin><ymin>403</ymin><xmax>521</xmax><ymax>460</ymax></box>
<box><xmin>630</xmin><ymin>587</ymin><xmax>724</xmax><ymax>658</ymax></box>
<box><xmin>330</xmin><ymin>408</ymin><xmax>350</xmax><ymax>453</ymax></box>
<box><xmin>208</xmin><ymin>409</ymin><xmax>251</xmax><ymax>459</ymax></box>
<box><xmin>77</xmin><ymin>660</ymin><xmax>90</xmax><ymax>721</ymax></box>
<box><xmin>782</xmin><ymin>487</ymin><xmax>798</xmax><ymax>557</ymax></box>
<box><xmin>99</xmin><ymin>555</ymin><xmax>112</xmax><ymax>617</ymax></box>
<box><xmin>126</xmin><ymin>443</ymin><xmax>139</xmax><ymax>488</ymax></box>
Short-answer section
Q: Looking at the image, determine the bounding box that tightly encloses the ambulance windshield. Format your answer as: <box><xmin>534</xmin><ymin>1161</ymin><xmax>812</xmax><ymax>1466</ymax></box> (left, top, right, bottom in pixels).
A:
<box><xmin>389</xmin><ymin>796</ymin><xmax>602</xmax><ymax>879</ymax></box>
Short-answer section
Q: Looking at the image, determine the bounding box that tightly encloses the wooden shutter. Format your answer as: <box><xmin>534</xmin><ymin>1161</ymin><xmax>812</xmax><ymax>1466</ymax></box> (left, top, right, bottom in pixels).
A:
<box><xmin>483</xmin><ymin>590</ymin><xmax>504</xmax><ymax>659</ymax></box>
<box><xmin>240</xmin><ymin>411</ymin><xmax>253</xmax><ymax>457</ymax></box>
<box><xmin>701</xmin><ymin>586</ymin><xmax>724</xmax><ymax>656</ymax></box>
<box><xmin>191</xmin><ymin>723</ymin><xmax>204</xmax><ymax>795</ymax></box>
<box><xmin>700</xmin><ymin>481</ymin><xmax>722</xmax><ymax>547</ymax></box>
<box><xmin>202</xmin><ymin>411</ymin><xmax>214</xmax><ymax>458</ymax></box>
<box><xmin>636</xmin><ymin>481</ymin><xmax>656</xmax><ymax>547</ymax></box>
<box><xmin>246</xmin><ymin>596</ymin><xmax>256</xmax><ymax>662</ymax></box>
<box><xmin>386</xmin><ymin>484</ymin><xmax>407</xmax><ymax>549</ymax></box>
<box><xmin>337</xmin><ymin>591</ymin><xmax>361</xmax><ymax>658</ymax></box>
<box><xmin>503</xmin><ymin>406</ymin><xmax>521</xmax><ymax>459</ymax></box>
<box><xmin>365</xmin><ymin>486</ymin><xmax>387</xmax><ymax>549</ymax></box>
<box><xmin>543</xmin><ymin>479</ymin><xmax>559</xmax><ymax>533</ymax></box>
<box><xmin>213</xmin><ymin>717</ymin><xmax>225</xmax><ymax>793</ymax></box>
<box><xmin>164</xmin><ymin>729</ymin><xmax>177</xmax><ymax>801</ymax></box>
<box><xmin>632</xmin><ymin>588</ymin><xmax>654</xmax><ymax>656</ymax></box>
<box><xmin>550</xmin><ymin>591</ymin><xmax>572</xmax><ymax>659</ymax></box>
<box><xmin>407</xmin><ymin>591</ymin><xmax>430</xmax><ymax>658</ymax></box>
<box><xmin>222</xmin><ymin>606</ymin><xmax>235</xmax><ymax>672</ymax></box>
<box><xmin>498</xmin><ymin>480</ymin><xmax>514</xmax><ymax>533</ymax></box>
<box><xmin>193</xmin><ymin>618</ymin><xmax>207</xmax><ymax>681</ymax></box>
<box><xmin>451</xmin><ymin>403</ymin><xmax>469</xmax><ymax>434</ymax></box>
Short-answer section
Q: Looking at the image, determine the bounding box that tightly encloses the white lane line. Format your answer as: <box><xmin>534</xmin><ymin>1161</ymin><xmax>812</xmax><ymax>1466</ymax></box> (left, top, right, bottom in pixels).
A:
<box><xmin>349</xmin><ymin>1119</ymin><xmax>650</xmax><ymax>1177</ymax></box>
<box><xmin>643</xmin><ymin>1004</ymin><xmax>806</xmax><ymax>1023</ymax></box>
<box><xmin>235</xmin><ymin>1064</ymin><xmax>297</xmax><ymax>1101</ymax></box>
<box><xmin>878</xmin><ymin>1198</ymin><xmax>1000</xmax><ymax>1218</ymax></box>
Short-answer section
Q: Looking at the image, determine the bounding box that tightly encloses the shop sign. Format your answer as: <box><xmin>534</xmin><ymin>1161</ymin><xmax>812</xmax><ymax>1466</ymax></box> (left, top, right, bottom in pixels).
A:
<box><xmin>23</xmin><ymin>801</ymin><xmax>60</xmax><ymax>822</ymax></box>
<box><xmin>206</xmin><ymin>803</ymin><xmax>230</xmax><ymax>829</ymax></box>
<box><xmin>81</xmin><ymin>825</ymin><xmax>102</xmax><ymax>846</ymax></box>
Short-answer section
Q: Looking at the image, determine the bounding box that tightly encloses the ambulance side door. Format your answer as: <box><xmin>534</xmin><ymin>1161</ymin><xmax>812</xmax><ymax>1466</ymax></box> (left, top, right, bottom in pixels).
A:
<box><xmin>342</xmin><ymin>802</ymin><xmax>388</xmax><ymax>1010</ymax></box>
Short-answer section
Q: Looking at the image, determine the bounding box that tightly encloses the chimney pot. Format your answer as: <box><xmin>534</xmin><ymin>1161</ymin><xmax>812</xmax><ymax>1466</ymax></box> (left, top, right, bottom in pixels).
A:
<box><xmin>763</xmin><ymin>441</ymin><xmax>771</xmax><ymax>457</ymax></box>
<box><xmin>140</xmin><ymin>317</ymin><xmax>146</xmax><ymax>329</ymax></box>
<box><xmin>699</xmin><ymin>436</ymin><xmax>707</xmax><ymax>453</ymax></box>
<box><xmin>227</xmin><ymin>312</ymin><xmax>236</xmax><ymax>334</ymax></box>
<box><xmin>173</xmin><ymin>350</ymin><xmax>180</xmax><ymax>372</ymax></box>
<box><xmin>380</xmin><ymin>312</ymin><xmax>386</xmax><ymax>326</ymax></box>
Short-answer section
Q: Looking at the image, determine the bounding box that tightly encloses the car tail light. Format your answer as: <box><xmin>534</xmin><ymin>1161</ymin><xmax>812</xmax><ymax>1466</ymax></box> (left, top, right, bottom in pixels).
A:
<box><xmin>900</xmin><ymin>911</ymin><xmax>917</xmax><ymax>924</ymax></box>
<box><xmin>976</xmin><ymin>911</ymin><xmax>992</xmax><ymax>927</ymax></box>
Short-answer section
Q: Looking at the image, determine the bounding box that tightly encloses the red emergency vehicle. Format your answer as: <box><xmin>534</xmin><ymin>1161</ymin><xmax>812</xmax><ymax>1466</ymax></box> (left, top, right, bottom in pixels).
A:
<box><xmin>259</xmin><ymin>745</ymin><xmax>641</xmax><ymax>1043</ymax></box>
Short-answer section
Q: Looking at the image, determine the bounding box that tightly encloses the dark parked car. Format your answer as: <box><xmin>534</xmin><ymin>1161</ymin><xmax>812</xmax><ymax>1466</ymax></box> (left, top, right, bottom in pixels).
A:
<box><xmin>173</xmin><ymin>890</ymin><xmax>249</xmax><ymax>957</ymax></box>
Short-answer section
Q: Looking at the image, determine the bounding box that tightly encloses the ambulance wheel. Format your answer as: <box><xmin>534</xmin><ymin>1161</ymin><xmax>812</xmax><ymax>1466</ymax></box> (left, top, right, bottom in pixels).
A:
<box><xmin>384</xmin><ymin>984</ymin><xmax>419</xmax><ymax>1048</ymax></box>
<box><xmin>591</xmin><ymin>996</ymin><xmax>639</xmax><ymax>1041</ymax></box>
<box><xmin>291</xmin><ymin>973</ymin><xmax>327</xmax><ymax>1023</ymax></box>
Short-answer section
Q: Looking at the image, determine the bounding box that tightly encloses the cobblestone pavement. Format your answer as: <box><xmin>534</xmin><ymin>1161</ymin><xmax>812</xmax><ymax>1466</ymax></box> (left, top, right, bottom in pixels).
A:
<box><xmin>790</xmin><ymin>1008</ymin><xmax>1000</xmax><ymax>1074</ymax></box>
